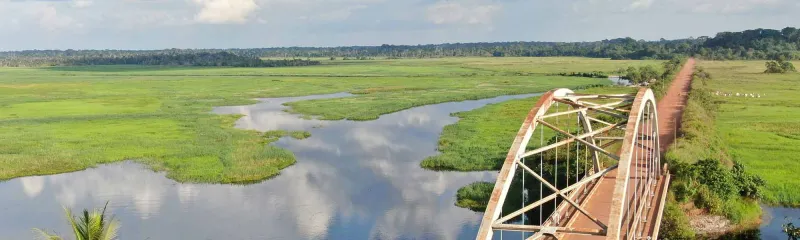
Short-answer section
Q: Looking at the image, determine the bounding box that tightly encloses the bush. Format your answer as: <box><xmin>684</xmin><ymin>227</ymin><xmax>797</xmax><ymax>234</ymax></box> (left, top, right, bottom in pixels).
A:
<box><xmin>694</xmin><ymin>159</ymin><xmax>738</xmax><ymax>199</ymax></box>
<box><xmin>732</xmin><ymin>161</ymin><xmax>765</xmax><ymax>199</ymax></box>
<box><xmin>765</xmin><ymin>59</ymin><xmax>797</xmax><ymax>73</ymax></box>
<box><xmin>692</xmin><ymin>66</ymin><xmax>712</xmax><ymax>80</ymax></box>
<box><xmin>694</xmin><ymin>186</ymin><xmax>724</xmax><ymax>214</ymax></box>
<box><xmin>672</xmin><ymin>181</ymin><xmax>696</xmax><ymax>202</ymax></box>
<box><xmin>660</xmin><ymin>198</ymin><xmax>696</xmax><ymax>240</ymax></box>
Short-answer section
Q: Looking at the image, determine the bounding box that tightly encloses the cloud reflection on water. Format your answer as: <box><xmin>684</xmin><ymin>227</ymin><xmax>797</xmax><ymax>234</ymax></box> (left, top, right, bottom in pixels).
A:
<box><xmin>1</xmin><ymin>92</ymin><xmax>540</xmax><ymax>240</ymax></box>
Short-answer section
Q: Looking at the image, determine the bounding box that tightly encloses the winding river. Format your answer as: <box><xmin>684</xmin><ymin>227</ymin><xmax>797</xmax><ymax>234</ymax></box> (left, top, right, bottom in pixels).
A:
<box><xmin>0</xmin><ymin>93</ymin><xmax>538</xmax><ymax>240</ymax></box>
<box><xmin>0</xmin><ymin>92</ymin><xmax>795</xmax><ymax>239</ymax></box>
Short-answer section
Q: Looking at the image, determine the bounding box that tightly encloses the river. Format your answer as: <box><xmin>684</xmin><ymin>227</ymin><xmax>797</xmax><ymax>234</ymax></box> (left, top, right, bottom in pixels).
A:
<box><xmin>0</xmin><ymin>92</ymin><xmax>538</xmax><ymax>240</ymax></box>
<box><xmin>0</xmin><ymin>92</ymin><xmax>795</xmax><ymax>239</ymax></box>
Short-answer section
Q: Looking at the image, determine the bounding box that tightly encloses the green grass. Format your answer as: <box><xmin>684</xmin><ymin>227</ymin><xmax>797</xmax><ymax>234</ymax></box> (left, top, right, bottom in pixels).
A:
<box><xmin>289</xmin><ymin>131</ymin><xmax>312</xmax><ymax>140</ymax></box>
<box><xmin>699</xmin><ymin>60</ymin><xmax>800</xmax><ymax>206</ymax></box>
<box><xmin>421</xmin><ymin>86</ymin><xmax>635</xmax><ymax>171</ymax></box>
<box><xmin>0</xmin><ymin>57</ymin><xmax>646</xmax><ymax>183</ymax></box>
<box><xmin>263</xmin><ymin>130</ymin><xmax>312</xmax><ymax>143</ymax></box>
<box><xmin>456</xmin><ymin>182</ymin><xmax>494</xmax><ymax>212</ymax></box>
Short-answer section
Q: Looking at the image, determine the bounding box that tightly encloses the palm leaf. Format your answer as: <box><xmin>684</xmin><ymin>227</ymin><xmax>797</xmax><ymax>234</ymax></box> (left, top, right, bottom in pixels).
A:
<box><xmin>40</xmin><ymin>203</ymin><xmax>120</xmax><ymax>240</ymax></box>
<box><xmin>32</xmin><ymin>228</ymin><xmax>63</xmax><ymax>240</ymax></box>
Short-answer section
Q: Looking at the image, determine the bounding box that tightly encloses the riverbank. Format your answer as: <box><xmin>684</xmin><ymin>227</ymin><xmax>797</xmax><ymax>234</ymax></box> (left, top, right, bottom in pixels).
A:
<box><xmin>699</xmin><ymin>60</ymin><xmax>800</xmax><ymax>206</ymax></box>
<box><xmin>0</xmin><ymin>57</ymin><xmax>620</xmax><ymax>183</ymax></box>
<box><xmin>0</xmin><ymin>92</ymin><xmax>547</xmax><ymax>239</ymax></box>
<box><xmin>659</xmin><ymin>61</ymin><xmax>799</xmax><ymax>239</ymax></box>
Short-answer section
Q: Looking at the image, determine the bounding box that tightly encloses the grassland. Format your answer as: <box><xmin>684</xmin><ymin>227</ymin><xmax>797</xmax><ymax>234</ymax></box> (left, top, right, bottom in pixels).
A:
<box><xmin>697</xmin><ymin>60</ymin><xmax>800</xmax><ymax>206</ymax></box>
<box><xmin>660</xmin><ymin>64</ymin><xmax>769</xmax><ymax>239</ymax></box>
<box><xmin>422</xmin><ymin>86</ymin><xmax>635</xmax><ymax>171</ymax></box>
<box><xmin>0</xmin><ymin>57</ymin><xmax>647</xmax><ymax>183</ymax></box>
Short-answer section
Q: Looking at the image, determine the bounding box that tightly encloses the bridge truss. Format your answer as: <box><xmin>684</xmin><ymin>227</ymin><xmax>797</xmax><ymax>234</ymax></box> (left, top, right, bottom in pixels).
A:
<box><xmin>476</xmin><ymin>88</ymin><xmax>671</xmax><ymax>240</ymax></box>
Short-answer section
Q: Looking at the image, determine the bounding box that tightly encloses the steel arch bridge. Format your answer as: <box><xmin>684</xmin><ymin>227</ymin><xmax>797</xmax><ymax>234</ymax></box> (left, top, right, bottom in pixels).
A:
<box><xmin>476</xmin><ymin>88</ymin><xmax>671</xmax><ymax>240</ymax></box>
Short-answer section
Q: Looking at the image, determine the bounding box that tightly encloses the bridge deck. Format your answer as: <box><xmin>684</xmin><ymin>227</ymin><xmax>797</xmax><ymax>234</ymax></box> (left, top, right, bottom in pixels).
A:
<box><xmin>559</xmin><ymin>160</ymin><xmax>669</xmax><ymax>239</ymax></box>
<box><xmin>558</xmin><ymin>59</ymin><xmax>694</xmax><ymax>240</ymax></box>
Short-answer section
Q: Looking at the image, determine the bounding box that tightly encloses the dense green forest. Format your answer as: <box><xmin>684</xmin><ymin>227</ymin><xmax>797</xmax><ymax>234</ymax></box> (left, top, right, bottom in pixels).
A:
<box><xmin>0</xmin><ymin>52</ymin><xmax>319</xmax><ymax>67</ymax></box>
<box><xmin>1</xmin><ymin>27</ymin><xmax>798</xmax><ymax>67</ymax></box>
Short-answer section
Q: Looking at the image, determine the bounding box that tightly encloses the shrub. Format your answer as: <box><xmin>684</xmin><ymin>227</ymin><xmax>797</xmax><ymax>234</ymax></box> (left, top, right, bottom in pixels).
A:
<box><xmin>765</xmin><ymin>59</ymin><xmax>797</xmax><ymax>73</ymax></box>
<box><xmin>694</xmin><ymin>159</ymin><xmax>737</xmax><ymax>199</ymax></box>
<box><xmin>660</xmin><ymin>198</ymin><xmax>696</xmax><ymax>240</ymax></box>
<box><xmin>694</xmin><ymin>186</ymin><xmax>724</xmax><ymax>214</ymax></box>
<box><xmin>672</xmin><ymin>181</ymin><xmax>696</xmax><ymax>202</ymax></box>
<box><xmin>732</xmin><ymin>161</ymin><xmax>765</xmax><ymax>199</ymax></box>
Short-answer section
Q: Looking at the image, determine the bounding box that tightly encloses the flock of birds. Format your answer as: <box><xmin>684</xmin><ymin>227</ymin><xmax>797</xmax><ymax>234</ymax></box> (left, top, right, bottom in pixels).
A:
<box><xmin>715</xmin><ymin>91</ymin><xmax>763</xmax><ymax>98</ymax></box>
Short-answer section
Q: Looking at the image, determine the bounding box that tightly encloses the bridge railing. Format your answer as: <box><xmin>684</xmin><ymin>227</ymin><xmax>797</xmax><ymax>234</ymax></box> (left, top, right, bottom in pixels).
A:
<box><xmin>476</xmin><ymin>88</ymin><xmax>669</xmax><ymax>240</ymax></box>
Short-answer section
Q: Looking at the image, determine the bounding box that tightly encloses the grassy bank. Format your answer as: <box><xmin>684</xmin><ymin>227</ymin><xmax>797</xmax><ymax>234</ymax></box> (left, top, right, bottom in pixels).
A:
<box><xmin>428</xmin><ymin>86</ymin><xmax>637</xmax><ymax>213</ymax></box>
<box><xmin>698</xmin><ymin>60</ymin><xmax>800</xmax><ymax>206</ymax></box>
<box><xmin>0</xmin><ymin>57</ymin><xmax>632</xmax><ymax>183</ymax></box>
<box><xmin>660</xmin><ymin>65</ymin><xmax>768</xmax><ymax>239</ymax></box>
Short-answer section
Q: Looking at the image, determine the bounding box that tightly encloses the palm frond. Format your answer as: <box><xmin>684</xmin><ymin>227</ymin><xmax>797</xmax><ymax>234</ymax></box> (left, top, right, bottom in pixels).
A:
<box><xmin>52</xmin><ymin>203</ymin><xmax>120</xmax><ymax>240</ymax></box>
<box><xmin>32</xmin><ymin>228</ymin><xmax>63</xmax><ymax>240</ymax></box>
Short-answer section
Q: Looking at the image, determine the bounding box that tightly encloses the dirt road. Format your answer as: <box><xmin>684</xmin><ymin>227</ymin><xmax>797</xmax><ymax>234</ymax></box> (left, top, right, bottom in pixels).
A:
<box><xmin>657</xmin><ymin>58</ymin><xmax>695</xmax><ymax>152</ymax></box>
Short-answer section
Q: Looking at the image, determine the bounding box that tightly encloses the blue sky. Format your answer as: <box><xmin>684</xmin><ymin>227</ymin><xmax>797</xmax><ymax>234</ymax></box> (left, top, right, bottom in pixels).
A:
<box><xmin>1</xmin><ymin>0</ymin><xmax>798</xmax><ymax>50</ymax></box>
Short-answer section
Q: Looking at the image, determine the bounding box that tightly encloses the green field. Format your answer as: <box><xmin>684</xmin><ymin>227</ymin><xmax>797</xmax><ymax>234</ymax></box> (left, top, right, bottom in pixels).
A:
<box><xmin>699</xmin><ymin>60</ymin><xmax>800</xmax><ymax>206</ymax></box>
<box><xmin>418</xmin><ymin>85</ymin><xmax>635</xmax><ymax>213</ymax></box>
<box><xmin>421</xmin><ymin>86</ymin><xmax>635</xmax><ymax>172</ymax></box>
<box><xmin>0</xmin><ymin>57</ymin><xmax>648</xmax><ymax>183</ymax></box>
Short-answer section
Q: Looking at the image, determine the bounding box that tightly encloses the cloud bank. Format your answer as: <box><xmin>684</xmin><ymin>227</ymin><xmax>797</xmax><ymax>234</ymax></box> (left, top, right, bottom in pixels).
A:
<box><xmin>0</xmin><ymin>0</ymin><xmax>798</xmax><ymax>50</ymax></box>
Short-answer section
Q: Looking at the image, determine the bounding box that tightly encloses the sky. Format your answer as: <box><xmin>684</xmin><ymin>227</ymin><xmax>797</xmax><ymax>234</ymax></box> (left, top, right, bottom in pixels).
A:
<box><xmin>0</xmin><ymin>0</ymin><xmax>798</xmax><ymax>50</ymax></box>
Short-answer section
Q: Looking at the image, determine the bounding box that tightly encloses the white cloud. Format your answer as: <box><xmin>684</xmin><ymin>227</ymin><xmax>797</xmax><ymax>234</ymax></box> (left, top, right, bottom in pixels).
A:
<box><xmin>626</xmin><ymin>0</ymin><xmax>654</xmax><ymax>11</ymax></box>
<box><xmin>670</xmin><ymin>0</ymin><xmax>786</xmax><ymax>13</ymax></box>
<box><xmin>426</xmin><ymin>1</ymin><xmax>501</xmax><ymax>25</ymax></box>
<box><xmin>21</xmin><ymin>176</ymin><xmax>45</xmax><ymax>198</ymax></box>
<box><xmin>34</xmin><ymin>4</ymin><xmax>80</xmax><ymax>31</ymax></box>
<box><xmin>72</xmin><ymin>0</ymin><xmax>93</xmax><ymax>8</ymax></box>
<box><xmin>314</xmin><ymin>5</ymin><xmax>367</xmax><ymax>21</ymax></box>
<box><xmin>193</xmin><ymin>0</ymin><xmax>259</xmax><ymax>24</ymax></box>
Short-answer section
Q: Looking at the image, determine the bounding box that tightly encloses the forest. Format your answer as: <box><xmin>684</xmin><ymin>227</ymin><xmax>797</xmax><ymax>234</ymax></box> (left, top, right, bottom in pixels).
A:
<box><xmin>0</xmin><ymin>52</ymin><xmax>320</xmax><ymax>67</ymax></box>
<box><xmin>1</xmin><ymin>27</ymin><xmax>798</xmax><ymax>67</ymax></box>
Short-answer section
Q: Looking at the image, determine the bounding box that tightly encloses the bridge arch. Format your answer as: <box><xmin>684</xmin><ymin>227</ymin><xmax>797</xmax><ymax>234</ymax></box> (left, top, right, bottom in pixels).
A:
<box><xmin>476</xmin><ymin>88</ymin><xmax>670</xmax><ymax>240</ymax></box>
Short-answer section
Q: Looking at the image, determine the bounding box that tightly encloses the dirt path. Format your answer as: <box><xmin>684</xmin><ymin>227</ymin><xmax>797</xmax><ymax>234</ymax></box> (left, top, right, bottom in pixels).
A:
<box><xmin>657</xmin><ymin>58</ymin><xmax>695</xmax><ymax>153</ymax></box>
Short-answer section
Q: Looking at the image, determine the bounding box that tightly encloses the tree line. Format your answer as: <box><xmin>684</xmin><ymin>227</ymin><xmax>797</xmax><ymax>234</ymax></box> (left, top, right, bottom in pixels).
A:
<box><xmin>1</xmin><ymin>27</ymin><xmax>798</xmax><ymax>67</ymax></box>
<box><xmin>0</xmin><ymin>52</ymin><xmax>320</xmax><ymax>67</ymax></box>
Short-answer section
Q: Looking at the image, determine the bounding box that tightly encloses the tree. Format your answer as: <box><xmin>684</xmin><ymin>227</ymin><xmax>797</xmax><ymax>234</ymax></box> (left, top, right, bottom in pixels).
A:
<box><xmin>625</xmin><ymin>66</ymin><xmax>641</xmax><ymax>83</ymax></box>
<box><xmin>639</xmin><ymin>65</ymin><xmax>660</xmax><ymax>83</ymax></box>
<box><xmin>34</xmin><ymin>202</ymin><xmax>120</xmax><ymax>240</ymax></box>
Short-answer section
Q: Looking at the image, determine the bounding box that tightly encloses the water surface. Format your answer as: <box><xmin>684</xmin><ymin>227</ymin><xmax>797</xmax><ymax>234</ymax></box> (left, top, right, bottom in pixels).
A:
<box><xmin>0</xmin><ymin>92</ymin><xmax>541</xmax><ymax>240</ymax></box>
<box><xmin>608</xmin><ymin>76</ymin><xmax>631</xmax><ymax>86</ymax></box>
<box><xmin>760</xmin><ymin>206</ymin><xmax>800</xmax><ymax>239</ymax></box>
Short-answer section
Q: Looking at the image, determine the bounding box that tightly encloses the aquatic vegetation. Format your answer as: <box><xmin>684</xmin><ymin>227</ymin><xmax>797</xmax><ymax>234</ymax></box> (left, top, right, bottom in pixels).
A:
<box><xmin>263</xmin><ymin>130</ymin><xmax>312</xmax><ymax>143</ymax></box>
<box><xmin>456</xmin><ymin>182</ymin><xmax>494</xmax><ymax>212</ymax></box>
<box><xmin>0</xmin><ymin>57</ymin><xmax>632</xmax><ymax>183</ymax></box>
